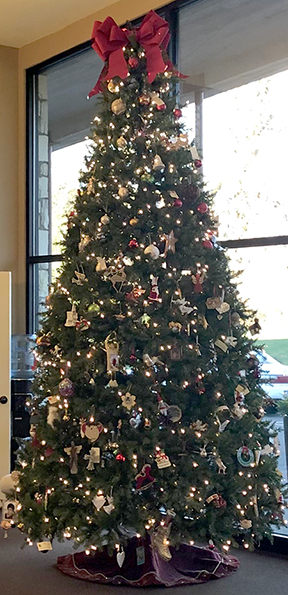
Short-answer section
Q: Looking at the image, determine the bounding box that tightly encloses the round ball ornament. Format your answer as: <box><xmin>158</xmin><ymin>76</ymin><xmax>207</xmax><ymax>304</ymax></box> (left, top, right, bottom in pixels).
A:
<box><xmin>167</xmin><ymin>405</ymin><xmax>182</xmax><ymax>423</ymax></box>
<box><xmin>107</xmin><ymin>80</ymin><xmax>119</xmax><ymax>93</ymax></box>
<box><xmin>111</xmin><ymin>98</ymin><xmax>126</xmax><ymax>115</ymax></box>
<box><xmin>129</xmin><ymin>217</ymin><xmax>139</xmax><ymax>226</ymax></box>
<box><xmin>213</xmin><ymin>494</ymin><xmax>227</xmax><ymax>509</ymax></box>
<box><xmin>141</xmin><ymin>173</ymin><xmax>155</xmax><ymax>183</ymax></box>
<box><xmin>100</xmin><ymin>214</ymin><xmax>110</xmax><ymax>225</ymax></box>
<box><xmin>156</xmin><ymin>103</ymin><xmax>166</xmax><ymax>112</ymax></box>
<box><xmin>197</xmin><ymin>202</ymin><xmax>209</xmax><ymax>214</ymax></box>
<box><xmin>128</xmin><ymin>56</ymin><xmax>139</xmax><ymax>69</ymax></box>
<box><xmin>58</xmin><ymin>378</ymin><xmax>74</xmax><ymax>398</ymax></box>
<box><xmin>88</xmin><ymin>303</ymin><xmax>100</xmax><ymax>314</ymax></box>
<box><xmin>139</xmin><ymin>94</ymin><xmax>151</xmax><ymax>106</ymax></box>
<box><xmin>118</xmin><ymin>186</ymin><xmax>129</xmax><ymax>199</ymax></box>
<box><xmin>202</xmin><ymin>240</ymin><xmax>213</xmax><ymax>249</ymax></box>
<box><xmin>194</xmin><ymin>159</ymin><xmax>203</xmax><ymax>169</ymax></box>
<box><xmin>144</xmin><ymin>244</ymin><xmax>160</xmax><ymax>260</ymax></box>
<box><xmin>173</xmin><ymin>199</ymin><xmax>183</xmax><ymax>208</ymax></box>
<box><xmin>116</xmin><ymin>136</ymin><xmax>127</xmax><ymax>149</ymax></box>
<box><xmin>237</xmin><ymin>446</ymin><xmax>254</xmax><ymax>467</ymax></box>
<box><xmin>128</xmin><ymin>238</ymin><xmax>139</xmax><ymax>249</ymax></box>
<box><xmin>174</xmin><ymin>108</ymin><xmax>182</xmax><ymax>118</ymax></box>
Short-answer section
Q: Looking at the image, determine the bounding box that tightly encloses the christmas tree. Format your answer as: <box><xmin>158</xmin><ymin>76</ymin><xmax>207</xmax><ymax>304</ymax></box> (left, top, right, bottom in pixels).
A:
<box><xmin>14</xmin><ymin>10</ymin><xmax>286</xmax><ymax>580</ymax></box>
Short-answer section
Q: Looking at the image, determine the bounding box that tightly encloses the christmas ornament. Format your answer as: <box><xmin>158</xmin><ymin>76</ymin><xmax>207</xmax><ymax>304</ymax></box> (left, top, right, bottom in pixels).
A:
<box><xmin>126</xmin><ymin>286</ymin><xmax>145</xmax><ymax>301</ymax></box>
<box><xmin>174</xmin><ymin>107</ymin><xmax>182</xmax><ymax>118</ymax></box>
<box><xmin>96</xmin><ymin>256</ymin><xmax>107</xmax><ymax>272</ymax></box>
<box><xmin>141</xmin><ymin>173</ymin><xmax>155</xmax><ymax>183</ymax></box>
<box><xmin>163</xmin><ymin>230</ymin><xmax>178</xmax><ymax>256</ymax></box>
<box><xmin>59</xmin><ymin>378</ymin><xmax>74</xmax><ymax>397</ymax></box>
<box><xmin>237</xmin><ymin>446</ymin><xmax>254</xmax><ymax>467</ymax></box>
<box><xmin>100</xmin><ymin>214</ymin><xmax>110</xmax><ymax>224</ymax></box>
<box><xmin>72</xmin><ymin>268</ymin><xmax>88</xmax><ymax>286</ymax></box>
<box><xmin>107</xmin><ymin>79</ymin><xmax>119</xmax><ymax>93</ymax></box>
<box><xmin>249</xmin><ymin>317</ymin><xmax>261</xmax><ymax>335</ymax></box>
<box><xmin>140</xmin><ymin>313</ymin><xmax>151</xmax><ymax>326</ymax></box>
<box><xmin>129</xmin><ymin>411</ymin><xmax>142</xmax><ymax>429</ymax></box>
<box><xmin>190</xmin><ymin>145</ymin><xmax>200</xmax><ymax>160</ymax></box>
<box><xmin>64</xmin><ymin>442</ymin><xmax>82</xmax><ymax>474</ymax></box>
<box><xmin>104</xmin><ymin>333</ymin><xmax>119</xmax><ymax>374</ymax></box>
<box><xmin>224</xmin><ymin>334</ymin><xmax>237</xmax><ymax>348</ymax></box>
<box><xmin>240</xmin><ymin>519</ymin><xmax>252</xmax><ymax>529</ymax></box>
<box><xmin>173</xmin><ymin>198</ymin><xmax>183</xmax><ymax>207</ymax></box>
<box><xmin>198</xmin><ymin>314</ymin><xmax>208</xmax><ymax>329</ymax></box>
<box><xmin>123</xmin><ymin>256</ymin><xmax>134</xmax><ymax>266</ymax></box>
<box><xmin>170</xmin><ymin>344</ymin><xmax>183</xmax><ymax>360</ymax></box>
<box><xmin>197</xmin><ymin>202</ymin><xmax>209</xmax><ymax>214</ymax></box>
<box><xmin>156</xmin><ymin>103</ymin><xmax>166</xmax><ymax>112</ymax></box>
<box><xmin>149</xmin><ymin>91</ymin><xmax>166</xmax><ymax>108</ymax></box>
<box><xmin>144</xmin><ymin>244</ymin><xmax>160</xmax><ymax>259</ymax></box>
<box><xmin>118</xmin><ymin>186</ymin><xmax>129</xmax><ymax>200</ymax></box>
<box><xmin>116</xmin><ymin>453</ymin><xmax>126</xmax><ymax>461</ymax></box>
<box><xmin>36</xmin><ymin>334</ymin><xmax>51</xmax><ymax>347</ymax></box>
<box><xmin>157</xmin><ymin>394</ymin><xmax>169</xmax><ymax>416</ymax></box>
<box><xmin>135</xmin><ymin>464</ymin><xmax>155</xmax><ymax>491</ymax></box>
<box><xmin>128</xmin><ymin>238</ymin><xmax>139</xmax><ymax>248</ymax></box>
<box><xmin>168</xmin><ymin>321</ymin><xmax>182</xmax><ymax>333</ymax></box>
<box><xmin>192</xmin><ymin>272</ymin><xmax>205</xmax><ymax>293</ymax></box>
<box><xmin>155</xmin><ymin>196</ymin><xmax>165</xmax><ymax>209</ymax></box>
<box><xmin>103</xmin><ymin>493</ymin><xmax>115</xmax><ymax>514</ymax></box>
<box><xmin>84</xmin><ymin>447</ymin><xmax>100</xmax><ymax>470</ymax></box>
<box><xmin>156</xmin><ymin>450</ymin><xmax>171</xmax><ymax>468</ymax></box>
<box><xmin>215</xmin><ymin>455</ymin><xmax>227</xmax><ymax>474</ymax></box>
<box><xmin>47</xmin><ymin>396</ymin><xmax>60</xmax><ymax>428</ymax></box>
<box><xmin>103</xmin><ymin>265</ymin><xmax>126</xmax><ymax>291</ymax></box>
<box><xmin>148</xmin><ymin>276</ymin><xmax>161</xmax><ymax>302</ymax></box>
<box><xmin>75</xmin><ymin>318</ymin><xmax>90</xmax><ymax>331</ymax></box>
<box><xmin>88</xmin><ymin>303</ymin><xmax>100</xmax><ymax>314</ymax></box>
<box><xmin>111</xmin><ymin>98</ymin><xmax>126</xmax><ymax>115</ymax></box>
<box><xmin>128</xmin><ymin>56</ymin><xmax>139</xmax><ymax>68</ymax></box>
<box><xmin>78</xmin><ymin>234</ymin><xmax>90</xmax><ymax>252</ymax></box>
<box><xmin>190</xmin><ymin>420</ymin><xmax>208</xmax><ymax>433</ymax></box>
<box><xmin>129</xmin><ymin>217</ymin><xmax>139</xmax><ymax>226</ymax></box>
<box><xmin>215</xmin><ymin>338</ymin><xmax>228</xmax><ymax>353</ymax></box>
<box><xmin>172</xmin><ymin>296</ymin><xmax>193</xmax><ymax>315</ymax></box>
<box><xmin>202</xmin><ymin>239</ymin><xmax>213</xmax><ymax>249</ymax></box>
<box><xmin>152</xmin><ymin>154</ymin><xmax>165</xmax><ymax>171</ymax></box>
<box><xmin>65</xmin><ymin>304</ymin><xmax>78</xmax><ymax>327</ymax></box>
<box><xmin>92</xmin><ymin>491</ymin><xmax>106</xmax><ymax>511</ymax></box>
<box><xmin>116</xmin><ymin>136</ymin><xmax>127</xmax><ymax>149</ymax></box>
<box><xmin>116</xmin><ymin>547</ymin><xmax>125</xmax><ymax>567</ymax></box>
<box><xmin>194</xmin><ymin>159</ymin><xmax>202</xmax><ymax>168</ymax></box>
<box><xmin>167</xmin><ymin>405</ymin><xmax>182</xmax><ymax>422</ymax></box>
<box><xmin>121</xmin><ymin>391</ymin><xmax>136</xmax><ymax>411</ymax></box>
<box><xmin>80</xmin><ymin>418</ymin><xmax>104</xmax><ymax>442</ymax></box>
<box><xmin>139</xmin><ymin>94</ymin><xmax>151</xmax><ymax>106</ymax></box>
<box><xmin>206</xmin><ymin>493</ymin><xmax>227</xmax><ymax>509</ymax></box>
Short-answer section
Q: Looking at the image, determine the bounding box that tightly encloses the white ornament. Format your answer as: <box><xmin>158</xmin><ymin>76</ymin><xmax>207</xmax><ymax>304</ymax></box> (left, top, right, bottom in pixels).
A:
<box><xmin>92</xmin><ymin>492</ymin><xmax>106</xmax><ymax>511</ymax></box>
<box><xmin>47</xmin><ymin>396</ymin><xmax>60</xmax><ymax>428</ymax></box>
<box><xmin>103</xmin><ymin>494</ymin><xmax>114</xmax><ymax>515</ymax></box>
<box><xmin>116</xmin><ymin>548</ymin><xmax>125</xmax><ymax>567</ymax></box>
<box><xmin>144</xmin><ymin>244</ymin><xmax>160</xmax><ymax>259</ymax></box>
<box><xmin>84</xmin><ymin>447</ymin><xmax>100</xmax><ymax>470</ymax></box>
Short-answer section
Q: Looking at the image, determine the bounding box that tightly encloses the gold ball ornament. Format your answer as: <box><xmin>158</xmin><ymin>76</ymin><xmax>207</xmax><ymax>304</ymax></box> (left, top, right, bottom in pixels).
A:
<box><xmin>111</xmin><ymin>98</ymin><xmax>126</xmax><ymax>115</ymax></box>
<box><xmin>129</xmin><ymin>217</ymin><xmax>139</xmax><ymax>226</ymax></box>
<box><xmin>116</xmin><ymin>136</ymin><xmax>127</xmax><ymax>149</ymax></box>
<box><xmin>118</xmin><ymin>186</ymin><xmax>129</xmax><ymax>199</ymax></box>
<box><xmin>100</xmin><ymin>214</ymin><xmax>110</xmax><ymax>225</ymax></box>
<box><xmin>107</xmin><ymin>80</ymin><xmax>119</xmax><ymax>93</ymax></box>
<box><xmin>153</xmin><ymin>154</ymin><xmax>165</xmax><ymax>171</ymax></box>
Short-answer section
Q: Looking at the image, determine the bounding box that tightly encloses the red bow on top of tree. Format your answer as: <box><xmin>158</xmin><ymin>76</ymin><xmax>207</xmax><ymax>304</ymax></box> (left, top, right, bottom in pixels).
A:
<box><xmin>88</xmin><ymin>10</ymin><xmax>186</xmax><ymax>97</ymax></box>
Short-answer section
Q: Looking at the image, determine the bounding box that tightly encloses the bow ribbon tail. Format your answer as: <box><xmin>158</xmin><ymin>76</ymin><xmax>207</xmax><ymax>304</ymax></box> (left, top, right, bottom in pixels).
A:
<box><xmin>106</xmin><ymin>46</ymin><xmax>129</xmax><ymax>81</ymax></box>
<box><xmin>88</xmin><ymin>64</ymin><xmax>108</xmax><ymax>97</ymax></box>
<box><xmin>164</xmin><ymin>56</ymin><xmax>188</xmax><ymax>80</ymax></box>
<box><xmin>144</xmin><ymin>44</ymin><xmax>167</xmax><ymax>83</ymax></box>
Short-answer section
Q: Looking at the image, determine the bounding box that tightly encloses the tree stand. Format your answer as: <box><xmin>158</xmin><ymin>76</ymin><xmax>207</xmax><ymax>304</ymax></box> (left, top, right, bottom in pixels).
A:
<box><xmin>57</xmin><ymin>535</ymin><xmax>239</xmax><ymax>587</ymax></box>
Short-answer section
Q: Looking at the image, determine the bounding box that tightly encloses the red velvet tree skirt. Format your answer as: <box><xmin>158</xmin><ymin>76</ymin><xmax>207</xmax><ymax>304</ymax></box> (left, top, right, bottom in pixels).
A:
<box><xmin>57</xmin><ymin>536</ymin><xmax>239</xmax><ymax>587</ymax></box>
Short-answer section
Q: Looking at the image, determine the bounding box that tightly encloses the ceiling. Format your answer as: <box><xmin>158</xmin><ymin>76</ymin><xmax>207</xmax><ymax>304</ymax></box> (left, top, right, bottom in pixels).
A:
<box><xmin>0</xmin><ymin>0</ymin><xmax>116</xmax><ymax>48</ymax></box>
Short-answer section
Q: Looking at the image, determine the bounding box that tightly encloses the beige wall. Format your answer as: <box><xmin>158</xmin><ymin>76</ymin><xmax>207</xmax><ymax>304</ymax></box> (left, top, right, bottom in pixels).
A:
<box><xmin>15</xmin><ymin>0</ymin><xmax>170</xmax><ymax>333</ymax></box>
<box><xmin>0</xmin><ymin>46</ymin><xmax>19</xmax><ymax>333</ymax></box>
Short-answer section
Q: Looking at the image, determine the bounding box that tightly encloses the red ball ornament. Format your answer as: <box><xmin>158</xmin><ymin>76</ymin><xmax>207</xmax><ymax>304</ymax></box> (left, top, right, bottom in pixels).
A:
<box><xmin>156</xmin><ymin>103</ymin><xmax>166</xmax><ymax>111</ymax></box>
<box><xmin>128</xmin><ymin>238</ymin><xmax>139</xmax><ymax>249</ymax></box>
<box><xmin>197</xmin><ymin>202</ymin><xmax>209</xmax><ymax>214</ymax></box>
<box><xmin>213</xmin><ymin>495</ymin><xmax>227</xmax><ymax>509</ymax></box>
<box><xmin>116</xmin><ymin>453</ymin><xmax>126</xmax><ymax>461</ymax></box>
<box><xmin>173</xmin><ymin>199</ymin><xmax>183</xmax><ymax>208</ymax></box>
<box><xmin>202</xmin><ymin>240</ymin><xmax>213</xmax><ymax>249</ymax></box>
<box><xmin>194</xmin><ymin>159</ymin><xmax>202</xmax><ymax>169</ymax></box>
<box><xmin>174</xmin><ymin>108</ymin><xmax>182</xmax><ymax>118</ymax></box>
<box><xmin>128</xmin><ymin>56</ymin><xmax>139</xmax><ymax>69</ymax></box>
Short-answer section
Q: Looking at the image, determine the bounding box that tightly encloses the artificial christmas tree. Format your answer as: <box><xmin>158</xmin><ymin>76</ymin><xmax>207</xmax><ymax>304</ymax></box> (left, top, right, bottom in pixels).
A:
<box><xmin>8</xmin><ymin>9</ymin><xmax>287</xmax><ymax>586</ymax></box>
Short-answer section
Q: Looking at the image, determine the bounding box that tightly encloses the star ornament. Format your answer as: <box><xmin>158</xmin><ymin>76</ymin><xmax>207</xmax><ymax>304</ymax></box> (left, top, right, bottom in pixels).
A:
<box><xmin>163</xmin><ymin>230</ymin><xmax>178</xmax><ymax>257</ymax></box>
<box><xmin>121</xmin><ymin>391</ymin><xmax>136</xmax><ymax>411</ymax></box>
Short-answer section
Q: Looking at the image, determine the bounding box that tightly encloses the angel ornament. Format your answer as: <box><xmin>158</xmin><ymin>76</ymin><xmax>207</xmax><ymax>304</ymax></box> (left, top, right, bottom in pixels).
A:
<box><xmin>104</xmin><ymin>333</ymin><xmax>119</xmax><ymax>387</ymax></box>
